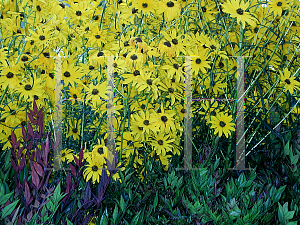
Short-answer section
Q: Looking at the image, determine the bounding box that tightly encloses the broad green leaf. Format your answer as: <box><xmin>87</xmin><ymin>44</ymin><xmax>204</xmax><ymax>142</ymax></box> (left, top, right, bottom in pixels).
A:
<box><xmin>0</xmin><ymin>192</ymin><xmax>13</xmax><ymax>205</ymax></box>
<box><xmin>1</xmin><ymin>199</ymin><xmax>19</xmax><ymax>220</ymax></box>
<box><xmin>153</xmin><ymin>191</ymin><xmax>158</xmax><ymax>211</ymax></box>
<box><xmin>284</xmin><ymin>141</ymin><xmax>290</xmax><ymax>155</ymax></box>
<box><xmin>291</xmin><ymin>155</ymin><xmax>299</xmax><ymax>165</ymax></box>
<box><xmin>112</xmin><ymin>204</ymin><xmax>118</xmax><ymax>223</ymax></box>
<box><xmin>120</xmin><ymin>195</ymin><xmax>125</xmax><ymax>212</ymax></box>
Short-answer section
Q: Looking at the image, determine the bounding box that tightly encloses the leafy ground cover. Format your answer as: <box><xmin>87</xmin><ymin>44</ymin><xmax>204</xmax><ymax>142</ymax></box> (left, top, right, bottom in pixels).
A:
<box><xmin>0</xmin><ymin>0</ymin><xmax>300</xmax><ymax>224</ymax></box>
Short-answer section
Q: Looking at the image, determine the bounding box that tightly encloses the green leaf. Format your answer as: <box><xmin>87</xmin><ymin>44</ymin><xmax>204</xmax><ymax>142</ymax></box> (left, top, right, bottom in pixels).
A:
<box><xmin>0</xmin><ymin>192</ymin><xmax>13</xmax><ymax>205</ymax></box>
<box><xmin>284</xmin><ymin>141</ymin><xmax>290</xmax><ymax>155</ymax></box>
<box><xmin>285</xmin><ymin>211</ymin><xmax>295</xmax><ymax>220</ymax></box>
<box><xmin>291</xmin><ymin>155</ymin><xmax>299</xmax><ymax>165</ymax></box>
<box><xmin>1</xmin><ymin>199</ymin><xmax>19</xmax><ymax>220</ymax></box>
<box><xmin>153</xmin><ymin>191</ymin><xmax>158</xmax><ymax>211</ymax></box>
<box><xmin>287</xmin><ymin>222</ymin><xmax>297</xmax><ymax>225</ymax></box>
<box><xmin>285</xmin><ymin>132</ymin><xmax>292</xmax><ymax>142</ymax></box>
<box><xmin>131</xmin><ymin>210</ymin><xmax>141</xmax><ymax>224</ymax></box>
<box><xmin>112</xmin><ymin>204</ymin><xmax>118</xmax><ymax>223</ymax></box>
<box><xmin>120</xmin><ymin>195</ymin><xmax>125</xmax><ymax>212</ymax></box>
<box><xmin>66</xmin><ymin>218</ymin><xmax>73</xmax><ymax>225</ymax></box>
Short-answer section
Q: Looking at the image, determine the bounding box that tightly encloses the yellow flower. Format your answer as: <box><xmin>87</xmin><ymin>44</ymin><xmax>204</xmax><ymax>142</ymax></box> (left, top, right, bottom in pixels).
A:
<box><xmin>149</xmin><ymin>132</ymin><xmax>175</xmax><ymax>156</ymax></box>
<box><xmin>279</xmin><ymin>68</ymin><xmax>300</xmax><ymax>94</ymax></box>
<box><xmin>133</xmin><ymin>0</ymin><xmax>157</xmax><ymax>14</ymax></box>
<box><xmin>157</xmin><ymin>0</ymin><xmax>181</xmax><ymax>21</ymax></box>
<box><xmin>209</xmin><ymin>112</ymin><xmax>235</xmax><ymax>138</ymax></box>
<box><xmin>221</xmin><ymin>0</ymin><xmax>257</xmax><ymax>29</ymax></box>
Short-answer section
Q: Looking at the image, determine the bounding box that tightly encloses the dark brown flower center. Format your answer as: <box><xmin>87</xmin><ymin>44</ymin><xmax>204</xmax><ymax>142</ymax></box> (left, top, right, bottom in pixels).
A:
<box><xmin>97</xmin><ymin>51</ymin><xmax>104</xmax><ymax>57</ymax></box>
<box><xmin>37</xmin><ymin>5</ymin><xmax>41</xmax><ymax>11</ymax></box>
<box><xmin>76</xmin><ymin>11</ymin><xmax>82</xmax><ymax>16</ymax></box>
<box><xmin>201</xmin><ymin>7</ymin><xmax>206</xmax><ymax>12</ymax></box>
<box><xmin>220</xmin><ymin>121</ymin><xmax>226</xmax><ymax>127</ymax></box>
<box><xmin>92</xmin><ymin>89</ymin><xmax>99</xmax><ymax>95</ymax></box>
<box><xmin>277</xmin><ymin>2</ymin><xmax>282</xmax><ymax>6</ymax></box>
<box><xmin>43</xmin><ymin>52</ymin><xmax>50</xmax><ymax>58</ymax></box>
<box><xmin>6</xmin><ymin>72</ymin><xmax>14</xmax><ymax>78</ymax></box>
<box><xmin>89</xmin><ymin>65</ymin><xmax>95</xmax><ymax>70</ymax></box>
<box><xmin>167</xmin><ymin>1</ymin><xmax>174</xmax><ymax>7</ymax></box>
<box><xmin>143</xmin><ymin>120</ymin><xmax>149</xmax><ymax>125</ymax></box>
<box><xmin>133</xmin><ymin>70</ymin><xmax>140</xmax><ymax>76</ymax></box>
<box><xmin>164</xmin><ymin>41</ymin><xmax>171</xmax><ymax>47</ymax></box>
<box><xmin>98</xmin><ymin>147</ymin><xmax>104</xmax><ymax>154</ymax></box>
<box><xmin>138</xmin><ymin>126</ymin><xmax>143</xmax><ymax>130</ymax></box>
<box><xmin>285</xmin><ymin>79</ymin><xmax>291</xmax><ymax>84</ymax></box>
<box><xmin>168</xmin><ymin>88</ymin><xmax>174</xmax><ymax>93</ymax></box>
<box><xmin>161</xmin><ymin>116</ymin><xmax>168</xmax><ymax>122</ymax></box>
<box><xmin>142</xmin><ymin>3</ymin><xmax>148</xmax><ymax>8</ymax></box>
<box><xmin>25</xmin><ymin>84</ymin><xmax>32</xmax><ymax>90</ymax></box>
<box><xmin>64</xmin><ymin>71</ymin><xmax>71</xmax><ymax>77</ymax></box>
<box><xmin>130</xmin><ymin>54</ymin><xmax>137</xmax><ymax>60</ymax></box>
<box><xmin>92</xmin><ymin>165</ymin><xmax>98</xmax><ymax>171</ymax></box>
<box><xmin>181</xmin><ymin>108</ymin><xmax>186</xmax><ymax>113</ymax></box>
<box><xmin>196</xmin><ymin>58</ymin><xmax>201</xmax><ymax>64</ymax></box>
<box><xmin>172</xmin><ymin>39</ymin><xmax>178</xmax><ymax>45</ymax></box>
<box><xmin>132</xmin><ymin>8</ymin><xmax>138</xmax><ymax>14</ymax></box>
<box><xmin>95</xmin><ymin>35</ymin><xmax>101</xmax><ymax>39</ymax></box>
<box><xmin>254</xmin><ymin>27</ymin><xmax>259</xmax><ymax>33</ymax></box>
<box><xmin>39</xmin><ymin>35</ymin><xmax>45</xmax><ymax>40</ymax></box>
<box><xmin>158</xmin><ymin>140</ymin><xmax>164</xmax><ymax>145</ymax></box>
<box><xmin>236</xmin><ymin>8</ymin><xmax>244</xmax><ymax>15</ymax></box>
<box><xmin>219</xmin><ymin>62</ymin><xmax>224</xmax><ymax>68</ymax></box>
<box><xmin>173</xmin><ymin>64</ymin><xmax>179</xmax><ymax>69</ymax></box>
<box><xmin>147</xmin><ymin>79</ymin><xmax>153</xmax><ymax>85</ymax></box>
<box><xmin>34</xmin><ymin>95</ymin><xmax>39</xmax><ymax>100</ymax></box>
<box><xmin>21</xmin><ymin>56</ymin><xmax>29</xmax><ymax>62</ymax></box>
<box><xmin>73</xmin><ymin>94</ymin><xmax>77</xmax><ymax>99</ymax></box>
<box><xmin>72</xmin><ymin>128</ymin><xmax>78</xmax><ymax>133</ymax></box>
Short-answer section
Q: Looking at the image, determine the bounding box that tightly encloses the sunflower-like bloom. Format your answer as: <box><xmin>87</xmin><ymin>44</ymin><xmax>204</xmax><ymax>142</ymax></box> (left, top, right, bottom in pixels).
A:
<box><xmin>209</xmin><ymin>111</ymin><xmax>236</xmax><ymax>138</ymax></box>
<box><xmin>157</xmin><ymin>0</ymin><xmax>181</xmax><ymax>21</ymax></box>
<box><xmin>279</xmin><ymin>68</ymin><xmax>300</xmax><ymax>94</ymax></box>
<box><xmin>221</xmin><ymin>0</ymin><xmax>257</xmax><ymax>29</ymax></box>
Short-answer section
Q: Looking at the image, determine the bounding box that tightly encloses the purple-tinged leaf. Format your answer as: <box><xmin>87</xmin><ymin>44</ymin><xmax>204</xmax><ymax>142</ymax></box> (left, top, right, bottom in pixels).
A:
<box><xmin>69</xmin><ymin>163</ymin><xmax>76</xmax><ymax>177</ymax></box>
<box><xmin>38</xmin><ymin>118</ymin><xmax>43</xmax><ymax>138</ymax></box>
<box><xmin>33</xmin><ymin>100</ymin><xmax>37</xmax><ymax>114</ymax></box>
<box><xmin>27</xmin><ymin>114</ymin><xmax>35</xmax><ymax>125</ymax></box>
<box><xmin>15</xmin><ymin>140</ymin><xmax>21</xmax><ymax>151</ymax></box>
<box><xmin>84</xmin><ymin>182</ymin><xmax>91</xmax><ymax>202</ymax></box>
<box><xmin>26</xmin><ymin>211</ymin><xmax>33</xmax><ymax>221</ymax></box>
<box><xmin>11</xmin><ymin>130</ymin><xmax>16</xmax><ymax>147</ymax></box>
<box><xmin>73</xmin><ymin>155</ymin><xmax>80</xmax><ymax>167</ymax></box>
<box><xmin>27</xmin><ymin>121</ymin><xmax>34</xmax><ymax>137</ymax></box>
<box><xmin>11</xmin><ymin>147</ymin><xmax>16</xmax><ymax>159</ymax></box>
<box><xmin>22</xmin><ymin>126</ymin><xmax>27</xmax><ymax>141</ymax></box>
<box><xmin>43</xmin><ymin>170</ymin><xmax>53</xmax><ymax>190</ymax></box>
<box><xmin>27</xmin><ymin>108</ymin><xmax>34</xmax><ymax>117</ymax></box>
<box><xmin>32</xmin><ymin>161</ymin><xmax>43</xmax><ymax>177</ymax></box>
<box><xmin>35</xmin><ymin>148</ymin><xmax>43</xmax><ymax>164</ymax></box>
<box><xmin>79</xmin><ymin>149</ymin><xmax>83</xmax><ymax>166</ymax></box>
<box><xmin>37</xmin><ymin>107</ymin><xmax>43</xmax><ymax>118</ymax></box>
<box><xmin>83</xmin><ymin>212</ymin><xmax>92</xmax><ymax>225</ymax></box>
<box><xmin>19</xmin><ymin>154</ymin><xmax>26</xmax><ymax>171</ymax></box>
<box><xmin>66</xmin><ymin>173</ymin><xmax>71</xmax><ymax>194</ymax></box>
<box><xmin>30</xmin><ymin>164</ymin><xmax>40</xmax><ymax>190</ymax></box>
<box><xmin>28</xmin><ymin>140</ymin><xmax>33</xmax><ymax>151</ymax></box>
<box><xmin>11</xmin><ymin>158</ymin><xmax>18</xmax><ymax>172</ymax></box>
<box><xmin>43</xmin><ymin>135</ymin><xmax>50</xmax><ymax>164</ymax></box>
<box><xmin>24</xmin><ymin>181</ymin><xmax>32</xmax><ymax>205</ymax></box>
